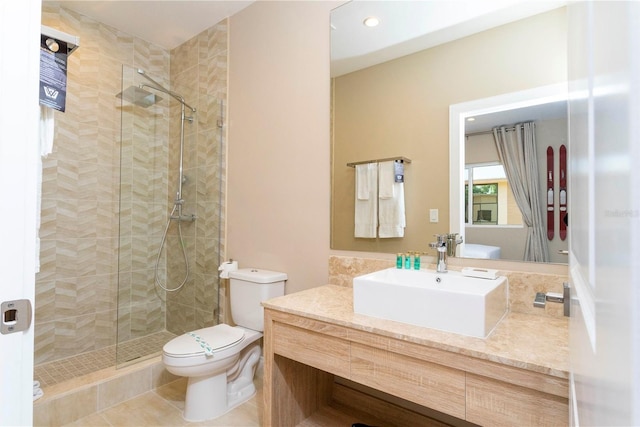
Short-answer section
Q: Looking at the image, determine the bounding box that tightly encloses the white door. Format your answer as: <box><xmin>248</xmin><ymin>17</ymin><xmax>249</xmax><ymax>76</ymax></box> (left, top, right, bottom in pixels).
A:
<box><xmin>567</xmin><ymin>1</ymin><xmax>640</xmax><ymax>425</ymax></box>
<box><xmin>0</xmin><ymin>0</ymin><xmax>41</xmax><ymax>425</ymax></box>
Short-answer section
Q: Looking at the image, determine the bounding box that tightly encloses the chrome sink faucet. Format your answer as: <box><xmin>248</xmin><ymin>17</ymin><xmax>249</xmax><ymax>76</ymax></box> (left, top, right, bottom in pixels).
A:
<box><xmin>446</xmin><ymin>233</ymin><xmax>464</xmax><ymax>257</ymax></box>
<box><xmin>429</xmin><ymin>234</ymin><xmax>449</xmax><ymax>273</ymax></box>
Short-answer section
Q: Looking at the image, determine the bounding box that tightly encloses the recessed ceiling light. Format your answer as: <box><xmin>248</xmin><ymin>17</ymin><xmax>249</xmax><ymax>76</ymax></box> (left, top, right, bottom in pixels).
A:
<box><xmin>363</xmin><ymin>16</ymin><xmax>380</xmax><ymax>27</ymax></box>
<box><xmin>467</xmin><ymin>117</ymin><xmax>476</xmax><ymax>122</ymax></box>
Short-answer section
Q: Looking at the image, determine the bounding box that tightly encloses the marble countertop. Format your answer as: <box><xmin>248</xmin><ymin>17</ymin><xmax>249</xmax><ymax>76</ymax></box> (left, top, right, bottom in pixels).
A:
<box><xmin>263</xmin><ymin>284</ymin><xmax>569</xmax><ymax>379</ymax></box>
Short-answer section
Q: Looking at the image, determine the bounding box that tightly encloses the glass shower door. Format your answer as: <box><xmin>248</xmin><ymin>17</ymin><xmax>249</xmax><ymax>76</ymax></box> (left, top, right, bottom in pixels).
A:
<box><xmin>115</xmin><ymin>65</ymin><xmax>224</xmax><ymax>368</ymax></box>
<box><xmin>116</xmin><ymin>65</ymin><xmax>173</xmax><ymax>367</ymax></box>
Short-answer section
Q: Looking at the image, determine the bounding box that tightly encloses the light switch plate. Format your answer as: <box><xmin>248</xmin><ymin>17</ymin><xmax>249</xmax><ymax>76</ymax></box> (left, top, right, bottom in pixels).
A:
<box><xmin>429</xmin><ymin>208</ymin><xmax>439</xmax><ymax>223</ymax></box>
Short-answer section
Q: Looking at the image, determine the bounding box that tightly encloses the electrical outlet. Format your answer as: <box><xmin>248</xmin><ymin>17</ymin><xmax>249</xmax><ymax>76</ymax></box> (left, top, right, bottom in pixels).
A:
<box><xmin>429</xmin><ymin>209</ymin><xmax>439</xmax><ymax>223</ymax></box>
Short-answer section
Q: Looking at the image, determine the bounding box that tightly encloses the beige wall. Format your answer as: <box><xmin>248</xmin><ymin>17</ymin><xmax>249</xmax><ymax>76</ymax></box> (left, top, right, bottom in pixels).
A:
<box><xmin>227</xmin><ymin>1</ymin><xmax>337</xmax><ymax>294</ymax></box>
<box><xmin>331</xmin><ymin>7</ymin><xmax>568</xmax><ymax>254</ymax></box>
<box><xmin>466</xmin><ymin>133</ymin><xmax>498</xmax><ymax>164</ymax></box>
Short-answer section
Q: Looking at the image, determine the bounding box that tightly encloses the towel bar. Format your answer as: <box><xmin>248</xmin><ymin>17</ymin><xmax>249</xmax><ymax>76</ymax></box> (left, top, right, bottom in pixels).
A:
<box><xmin>347</xmin><ymin>156</ymin><xmax>411</xmax><ymax>167</ymax></box>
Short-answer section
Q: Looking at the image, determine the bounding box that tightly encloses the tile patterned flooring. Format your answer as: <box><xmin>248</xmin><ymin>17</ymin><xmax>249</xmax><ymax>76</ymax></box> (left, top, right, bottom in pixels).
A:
<box><xmin>61</xmin><ymin>371</ymin><xmax>262</xmax><ymax>427</ymax></box>
<box><xmin>35</xmin><ymin>331</ymin><xmax>176</xmax><ymax>387</ymax></box>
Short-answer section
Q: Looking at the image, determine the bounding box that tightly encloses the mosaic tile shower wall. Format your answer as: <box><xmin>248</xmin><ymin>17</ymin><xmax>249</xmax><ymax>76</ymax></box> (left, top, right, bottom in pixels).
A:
<box><xmin>36</xmin><ymin>2</ymin><xmax>227</xmax><ymax>367</ymax></box>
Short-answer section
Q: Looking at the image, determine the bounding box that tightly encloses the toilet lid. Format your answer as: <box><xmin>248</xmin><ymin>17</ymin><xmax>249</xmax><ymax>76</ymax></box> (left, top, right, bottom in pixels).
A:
<box><xmin>164</xmin><ymin>324</ymin><xmax>245</xmax><ymax>357</ymax></box>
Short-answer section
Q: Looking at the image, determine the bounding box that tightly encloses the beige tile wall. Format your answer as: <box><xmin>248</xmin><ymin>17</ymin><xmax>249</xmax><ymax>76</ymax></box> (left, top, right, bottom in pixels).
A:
<box><xmin>116</xmin><ymin>66</ymin><xmax>170</xmax><ymax>350</ymax></box>
<box><xmin>37</xmin><ymin>2</ymin><xmax>227</xmax><ymax>365</ymax></box>
<box><xmin>164</xmin><ymin>21</ymin><xmax>228</xmax><ymax>336</ymax></box>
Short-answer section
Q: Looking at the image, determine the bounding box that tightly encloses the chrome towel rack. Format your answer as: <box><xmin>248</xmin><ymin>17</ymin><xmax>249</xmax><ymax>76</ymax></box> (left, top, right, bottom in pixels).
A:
<box><xmin>346</xmin><ymin>156</ymin><xmax>411</xmax><ymax>167</ymax></box>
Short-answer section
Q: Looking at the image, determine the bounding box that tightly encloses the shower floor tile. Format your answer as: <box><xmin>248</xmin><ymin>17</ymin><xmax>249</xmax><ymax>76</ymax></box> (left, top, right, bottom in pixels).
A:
<box><xmin>34</xmin><ymin>331</ymin><xmax>176</xmax><ymax>388</ymax></box>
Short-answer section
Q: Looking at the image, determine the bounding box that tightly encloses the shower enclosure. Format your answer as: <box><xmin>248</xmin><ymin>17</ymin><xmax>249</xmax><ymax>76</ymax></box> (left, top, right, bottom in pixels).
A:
<box><xmin>116</xmin><ymin>65</ymin><xmax>225</xmax><ymax>367</ymax></box>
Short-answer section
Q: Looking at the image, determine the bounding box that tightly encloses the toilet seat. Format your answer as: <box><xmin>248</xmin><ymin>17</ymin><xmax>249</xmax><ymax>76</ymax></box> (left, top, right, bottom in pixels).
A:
<box><xmin>164</xmin><ymin>324</ymin><xmax>245</xmax><ymax>358</ymax></box>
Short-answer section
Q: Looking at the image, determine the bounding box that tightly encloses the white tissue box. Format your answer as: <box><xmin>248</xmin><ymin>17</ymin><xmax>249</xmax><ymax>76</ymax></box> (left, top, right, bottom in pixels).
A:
<box><xmin>461</xmin><ymin>267</ymin><xmax>499</xmax><ymax>280</ymax></box>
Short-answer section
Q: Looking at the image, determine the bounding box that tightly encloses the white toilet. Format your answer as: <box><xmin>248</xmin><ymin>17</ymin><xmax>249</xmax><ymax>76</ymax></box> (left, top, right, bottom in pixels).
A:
<box><xmin>162</xmin><ymin>268</ymin><xmax>286</xmax><ymax>422</ymax></box>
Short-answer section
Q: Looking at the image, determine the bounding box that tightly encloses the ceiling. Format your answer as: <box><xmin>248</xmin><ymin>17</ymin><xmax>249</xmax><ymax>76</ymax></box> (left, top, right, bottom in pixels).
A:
<box><xmin>54</xmin><ymin>1</ymin><xmax>565</xmax><ymax>67</ymax></box>
<box><xmin>330</xmin><ymin>0</ymin><xmax>566</xmax><ymax>77</ymax></box>
<box><xmin>53</xmin><ymin>0</ymin><xmax>568</xmax><ymax>131</ymax></box>
<box><xmin>53</xmin><ymin>1</ymin><xmax>254</xmax><ymax>50</ymax></box>
<box><xmin>465</xmin><ymin>100</ymin><xmax>568</xmax><ymax>134</ymax></box>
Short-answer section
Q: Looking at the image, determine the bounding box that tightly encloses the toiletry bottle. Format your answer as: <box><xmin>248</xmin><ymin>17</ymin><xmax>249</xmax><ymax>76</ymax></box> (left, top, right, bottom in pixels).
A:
<box><xmin>404</xmin><ymin>253</ymin><xmax>411</xmax><ymax>269</ymax></box>
<box><xmin>413</xmin><ymin>252</ymin><xmax>421</xmax><ymax>270</ymax></box>
<box><xmin>396</xmin><ymin>253</ymin><xmax>403</xmax><ymax>269</ymax></box>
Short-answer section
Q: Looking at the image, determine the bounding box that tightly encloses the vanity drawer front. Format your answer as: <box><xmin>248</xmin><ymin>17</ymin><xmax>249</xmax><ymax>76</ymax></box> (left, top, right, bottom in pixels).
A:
<box><xmin>350</xmin><ymin>343</ymin><xmax>466</xmax><ymax>420</ymax></box>
<box><xmin>272</xmin><ymin>321</ymin><xmax>350</xmax><ymax>378</ymax></box>
<box><xmin>466</xmin><ymin>373</ymin><xmax>569</xmax><ymax>426</ymax></box>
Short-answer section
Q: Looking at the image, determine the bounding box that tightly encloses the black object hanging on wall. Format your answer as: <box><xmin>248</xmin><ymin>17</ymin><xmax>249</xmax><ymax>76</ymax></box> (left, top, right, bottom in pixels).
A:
<box><xmin>39</xmin><ymin>26</ymin><xmax>79</xmax><ymax>113</ymax></box>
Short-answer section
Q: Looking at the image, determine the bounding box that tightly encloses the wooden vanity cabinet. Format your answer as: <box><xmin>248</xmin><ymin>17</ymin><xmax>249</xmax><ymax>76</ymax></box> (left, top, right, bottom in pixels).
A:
<box><xmin>263</xmin><ymin>309</ymin><xmax>569</xmax><ymax>427</ymax></box>
<box><xmin>350</xmin><ymin>343</ymin><xmax>466</xmax><ymax>419</ymax></box>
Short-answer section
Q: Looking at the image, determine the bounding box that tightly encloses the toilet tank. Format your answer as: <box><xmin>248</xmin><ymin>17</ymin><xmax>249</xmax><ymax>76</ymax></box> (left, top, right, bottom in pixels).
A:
<box><xmin>228</xmin><ymin>268</ymin><xmax>287</xmax><ymax>331</ymax></box>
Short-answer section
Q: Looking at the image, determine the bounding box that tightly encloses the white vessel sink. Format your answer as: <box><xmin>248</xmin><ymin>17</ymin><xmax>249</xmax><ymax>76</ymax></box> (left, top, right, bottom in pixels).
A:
<box><xmin>353</xmin><ymin>268</ymin><xmax>508</xmax><ymax>338</ymax></box>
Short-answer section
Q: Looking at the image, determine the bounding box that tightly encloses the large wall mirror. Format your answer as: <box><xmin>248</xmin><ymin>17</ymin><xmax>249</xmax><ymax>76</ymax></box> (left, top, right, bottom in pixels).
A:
<box><xmin>330</xmin><ymin>1</ymin><xmax>569</xmax><ymax>264</ymax></box>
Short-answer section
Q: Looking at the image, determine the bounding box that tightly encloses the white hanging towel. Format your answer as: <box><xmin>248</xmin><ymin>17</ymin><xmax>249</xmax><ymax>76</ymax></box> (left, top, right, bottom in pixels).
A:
<box><xmin>378</xmin><ymin>161</ymin><xmax>405</xmax><ymax>238</ymax></box>
<box><xmin>354</xmin><ymin>163</ymin><xmax>378</xmax><ymax>238</ymax></box>
<box><xmin>35</xmin><ymin>106</ymin><xmax>55</xmax><ymax>273</ymax></box>
<box><xmin>33</xmin><ymin>381</ymin><xmax>43</xmax><ymax>401</ymax></box>
<box><xmin>39</xmin><ymin>105</ymin><xmax>55</xmax><ymax>157</ymax></box>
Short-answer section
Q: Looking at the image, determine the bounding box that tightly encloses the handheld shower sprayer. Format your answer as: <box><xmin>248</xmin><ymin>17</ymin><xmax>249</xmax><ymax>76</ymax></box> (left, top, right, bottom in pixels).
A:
<box><xmin>128</xmin><ymin>67</ymin><xmax>198</xmax><ymax>293</ymax></box>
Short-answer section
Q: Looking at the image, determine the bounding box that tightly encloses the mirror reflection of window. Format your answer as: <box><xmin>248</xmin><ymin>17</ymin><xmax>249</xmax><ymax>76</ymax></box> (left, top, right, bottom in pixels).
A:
<box><xmin>464</xmin><ymin>164</ymin><xmax>522</xmax><ymax>226</ymax></box>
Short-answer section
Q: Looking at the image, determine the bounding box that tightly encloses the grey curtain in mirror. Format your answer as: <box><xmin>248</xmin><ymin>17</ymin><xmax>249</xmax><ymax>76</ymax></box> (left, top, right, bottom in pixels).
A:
<box><xmin>493</xmin><ymin>122</ymin><xmax>550</xmax><ymax>262</ymax></box>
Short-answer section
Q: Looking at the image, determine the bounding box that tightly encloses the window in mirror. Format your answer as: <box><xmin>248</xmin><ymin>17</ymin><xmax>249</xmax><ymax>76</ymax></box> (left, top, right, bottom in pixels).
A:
<box><xmin>465</xmin><ymin>164</ymin><xmax>522</xmax><ymax>227</ymax></box>
<box><xmin>469</xmin><ymin>184</ymin><xmax>498</xmax><ymax>224</ymax></box>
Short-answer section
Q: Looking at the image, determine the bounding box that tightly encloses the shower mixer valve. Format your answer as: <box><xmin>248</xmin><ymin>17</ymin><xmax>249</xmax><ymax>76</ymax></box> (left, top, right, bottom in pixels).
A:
<box><xmin>170</xmin><ymin>213</ymin><xmax>197</xmax><ymax>222</ymax></box>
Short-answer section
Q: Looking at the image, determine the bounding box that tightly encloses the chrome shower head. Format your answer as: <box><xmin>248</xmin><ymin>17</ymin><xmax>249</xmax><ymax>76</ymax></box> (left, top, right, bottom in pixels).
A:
<box><xmin>136</xmin><ymin>68</ymin><xmax>196</xmax><ymax>113</ymax></box>
<box><xmin>115</xmin><ymin>85</ymin><xmax>163</xmax><ymax>108</ymax></box>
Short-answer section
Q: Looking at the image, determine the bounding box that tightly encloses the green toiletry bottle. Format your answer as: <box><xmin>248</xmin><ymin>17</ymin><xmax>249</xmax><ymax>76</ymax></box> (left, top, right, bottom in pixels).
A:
<box><xmin>396</xmin><ymin>253</ymin><xmax>403</xmax><ymax>269</ymax></box>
